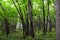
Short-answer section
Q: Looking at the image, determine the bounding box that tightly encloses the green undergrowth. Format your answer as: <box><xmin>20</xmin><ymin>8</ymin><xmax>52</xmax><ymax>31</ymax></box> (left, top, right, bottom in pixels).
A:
<box><xmin>0</xmin><ymin>28</ymin><xmax>56</xmax><ymax>40</ymax></box>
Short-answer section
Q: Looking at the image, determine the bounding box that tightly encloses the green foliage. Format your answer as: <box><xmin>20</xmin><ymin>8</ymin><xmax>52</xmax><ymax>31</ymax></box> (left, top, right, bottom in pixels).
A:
<box><xmin>0</xmin><ymin>0</ymin><xmax>55</xmax><ymax>23</ymax></box>
<box><xmin>0</xmin><ymin>28</ymin><xmax>56</xmax><ymax>40</ymax></box>
<box><xmin>0</xmin><ymin>0</ymin><xmax>56</xmax><ymax>40</ymax></box>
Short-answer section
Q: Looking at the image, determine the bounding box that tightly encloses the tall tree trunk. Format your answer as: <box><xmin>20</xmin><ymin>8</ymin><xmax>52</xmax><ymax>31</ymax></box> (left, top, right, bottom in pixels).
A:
<box><xmin>42</xmin><ymin>0</ymin><xmax>46</xmax><ymax>35</ymax></box>
<box><xmin>47</xmin><ymin>0</ymin><xmax>52</xmax><ymax>32</ymax></box>
<box><xmin>56</xmin><ymin>0</ymin><xmax>60</xmax><ymax>40</ymax></box>
<box><xmin>4</xmin><ymin>18</ymin><xmax>10</xmax><ymax>35</ymax></box>
<box><xmin>45</xmin><ymin>16</ymin><xmax>48</xmax><ymax>32</ymax></box>
<box><xmin>26</xmin><ymin>6</ymin><xmax>30</xmax><ymax>36</ymax></box>
<box><xmin>28</xmin><ymin>0</ymin><xmax>35</xmax><ymax>37</ymax></box>
<box><xmin>26</xmin><ymin>14</ymin><xmax>29</xmax><ymax>36</ymax></box>
<box><xmin>49</xmin><ymin>17</ymin><xmax>52</xmax><ymax>32</ymax></box>
<box><xmin>12</xmin><ymin>0</ymin><xmax>26</xmax><ymax>38</ymax></box>
<box><xmin>0</xmin><ymin>3</ymin><xmax>10</xmax><ymax>35</ymax></box>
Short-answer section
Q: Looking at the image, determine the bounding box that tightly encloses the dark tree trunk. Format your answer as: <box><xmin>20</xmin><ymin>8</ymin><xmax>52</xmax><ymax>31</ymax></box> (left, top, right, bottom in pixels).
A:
<box><xmin>4</xmin><ymin>18</ymin><xmax>10</xmax><ymax>35</ymax></box>
<box><xmin>45</xmin><ymin>16</ymin><xmax>48</xmax><ymax>32</ymax></box>
<box><xmin>12</xmin><ymin>0</ymin><xmax>26</xmax><ymax>38</ymax></box>
<box><xmin>26</xmin><ymin>17</ymin><xmax>29</xmax><ymax>36</ymax></box>
<box><xmin>47</xmin><ymin>0</ymin><xmax>52</xmax><ymax>32</ymax></box>
<box><xmin>42</xmin><ymin>0</ymin><xmax>46</xmax><ymax>35</ymax></box>
<box><xmin>28</xmin><ymin>0</ymin><xmax>35</xmax><ymax>37</ymax></box>
<box><xmin>0</xmin><ymin>3</ymin><xmax>10</xmax><ymax>35</ymax></box>
<box><xmin>26</xmin><ymin>9</ymin><xmax>30</xmax><ymax>36</ymax></box>
<box><xmin>49</xmin><ymin>18</ymin><xmax>52</xmax><ymax>32</ymax></box>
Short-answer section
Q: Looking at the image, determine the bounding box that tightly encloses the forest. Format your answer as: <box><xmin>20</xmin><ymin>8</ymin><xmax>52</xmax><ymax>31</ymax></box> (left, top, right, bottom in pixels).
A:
<box><xmin>0</xmin><ymin>0</ymin><xmax>60</xmax><ymax>40</ymax></box>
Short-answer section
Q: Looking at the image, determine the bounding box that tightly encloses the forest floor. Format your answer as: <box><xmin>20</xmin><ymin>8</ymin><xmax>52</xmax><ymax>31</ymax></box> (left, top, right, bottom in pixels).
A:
<box><xmin>0</xmin><ymin>28</ymin><xmax>56</xmax><ymax>40</ymax></box>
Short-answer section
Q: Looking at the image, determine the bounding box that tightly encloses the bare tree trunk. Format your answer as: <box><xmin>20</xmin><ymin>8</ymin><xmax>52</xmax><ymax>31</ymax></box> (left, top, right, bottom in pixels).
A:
<box><xmin>56</xmin><ymin>0</ymin><xmax>60</xmax><ymax>40</ymax></box>
<box><xmin>49</xmin><ymin>17</ymin><xmax>52</xmax><ymax>32</ymax></box>
<box><xmin>4</xmin><ymin>18</ymin><xmax>10</xmax><ymax>35</ymax></box>
<box><xmin>26</xmin><ymin>6</ymin><xmax>30</xmax><ymax>36</ymax></box>
<box><xmin>0</xmin><ymin>3</ymin><xmax>10</xmax><ymax>35</ymax></box>
<box><xmin>12</xmin><ymin>0</ymin><xmax>26</xmax><ymax>38</ymax></box>
<box><xmin>28</xmin><ymin>0</ymin><xmax>35</xmax><ymax>37</ymax></box>
<box><xmin>47</xmin><ymin>0</ymin><xmax>52</xmax><ymax>32</ymax></box>
<box><xmin>42</xmin><ymin>0</ymin><xmax>46</xmax><ymax>35</ymax></box>
<box><xmin>26</xmin><ymin>14</ymin><xmax>29</xmax><ymax>36</ymax></box>
<box><xmin>45</xmin><ymin>16</ymin><xmax>48</xmax><ymax>32</ymax></box>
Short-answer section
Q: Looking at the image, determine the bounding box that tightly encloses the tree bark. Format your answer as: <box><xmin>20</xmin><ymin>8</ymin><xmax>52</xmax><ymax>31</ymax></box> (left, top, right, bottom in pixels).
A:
<box><xmin>4</xmin><ymin>18</ymin><xmax>10</xmax><ymax>35</ymax></box>
<box><xmin>26</xmin><ymin>6</ymin><xmax>30</xmax><ymax>36</ymax></box>
<box><xmin>28</xmin><ymin>0</ymin><xmax>35</xmax><ymax>37</ymax></box>
<box><xmin>47</xmin><ymin>0</ymin><xmax>52</xmax><ymax>32</ymax></box>
<box><xmin>0</xmin><ymin>3</ymin><xmax>10</xmax><ymax>35</ymax></box>
<box><xmin>12</xmin><ymin>0</ymin><xmax>26</xmax><ymax>38</ymax></box>
<box><xmin>42</xmin><ymin>0</ymin><xmax>46</xmax><ymax>35</ymax></box>
<box><xmin>56</xmin><ymin>0</ymin><xmax>60</xmax><ymax>40</ymax></box>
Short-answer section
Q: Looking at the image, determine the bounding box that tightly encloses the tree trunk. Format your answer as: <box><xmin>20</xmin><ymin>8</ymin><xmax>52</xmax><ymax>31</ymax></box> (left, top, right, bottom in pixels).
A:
<box><xmin>12</xmin><ymin>0</ymin><xmax>26</xmax><ymax>38</ymax></box>
<box><xmin>28</xmin><ymin>0</ymin><xmax>35</xmax><ymax>37</ymax></box>
<box><xmin>56</xmin><ymin>0</ymin><xmax>60</xmax><ymax>40</ymax></box>
<box><xmin>0</xmin><ymin>3</ymin><xmax>10</xmax><ymax>35</ymax></box>
<box><xmin>42</xmin><ymin>0</ymin><xmax>46</xmax><ymax>35</ymax></box>
<box><xmin>4</xmin><ymin>18</ymin><xmax>10</xmax><ymax>35</ymax></box>
<box><xmin>26</xmin><ymin>8</ymin><xmax>30</xmax><ymax>36</ymax></box>
<box><xmin>49</xmin><ymin>17</ymin><xmax>52</xmax><ymax>32</ymax></box>
<box><xmin>47</xmin><ymin>0</ymin><xmax>52</xmax><ymax>32</ymax></box>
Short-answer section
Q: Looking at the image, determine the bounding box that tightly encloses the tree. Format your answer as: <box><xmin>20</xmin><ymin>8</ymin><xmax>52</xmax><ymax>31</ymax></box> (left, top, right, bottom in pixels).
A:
<box><xmin>47</xmin><ymin>0</ymin><xmax>52</xmax><ymax>32</ymax></box>
<box><xmin>25</xmin><ymin>6</ymin><xmax>30</xmax><ymax>36</ymax></box>
<box><xmin>0</xmin><ymin>3</ymin><xmax>10</xmax><ymax>35</ymax></box>
<box><xmin>56</xmin><ymin>0</ymin><xmax>60</xmax><ymax>40</ymax></box>
<box><xmin>42</xmin><ymin>0</ymin><xmax>46</xmax><ymax>35</ymax></box>
<box><xmin>28</xmin><ymin>0</ymin><xmax>35</xmax><ymax>37</ymax></box>
<box><xmin>12</xmin><ymin>0</ymin><xmax>26</xmax><ymax>38</ymax></box>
